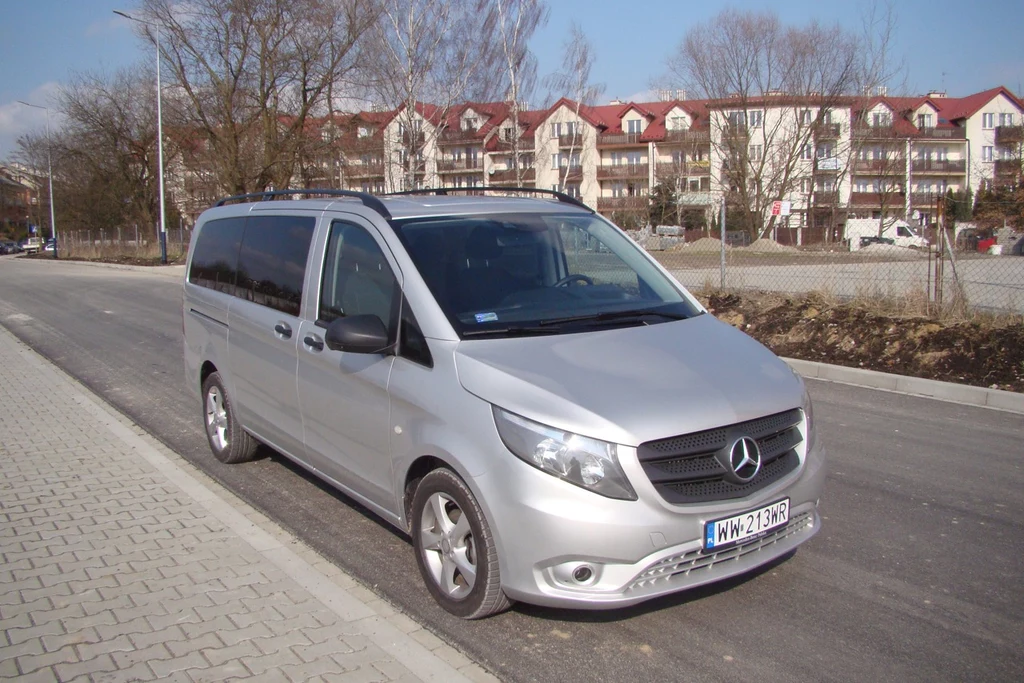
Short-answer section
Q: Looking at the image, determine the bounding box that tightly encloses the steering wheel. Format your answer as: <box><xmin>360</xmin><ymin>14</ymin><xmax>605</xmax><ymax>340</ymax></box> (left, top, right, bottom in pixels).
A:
<box><xmin>554</xmin><ymin>273</ymin><xmax>594</xmax><ymax>287</ymax></box>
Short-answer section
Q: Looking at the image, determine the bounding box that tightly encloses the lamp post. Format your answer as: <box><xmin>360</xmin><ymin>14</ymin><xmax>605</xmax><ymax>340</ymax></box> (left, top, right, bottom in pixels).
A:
<box><xmin>16</xmin><ymin>100</ymin><xmax>57</xmax><ymax>259</ymax></box>
<box><xmin>114</xmin><ymin>9</ymin><xmax>168</xmax><ymax>264</ymax></box>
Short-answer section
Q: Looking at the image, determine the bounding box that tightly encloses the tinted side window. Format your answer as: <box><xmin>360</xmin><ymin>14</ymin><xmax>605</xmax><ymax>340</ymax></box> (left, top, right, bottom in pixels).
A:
<box><xmin>189</xmin><ymin>217</ymin><xmax>245</xmax><ymax>295</ymax></box>
<box><xmin>236</xmin><ymin>215</ymin><xmax>316</xmax><ymax>316</ymax></box>
<box><xmin>319</xmin><ymin>222</ymin><xmax>398</xmax><ymax>332</ymax></box>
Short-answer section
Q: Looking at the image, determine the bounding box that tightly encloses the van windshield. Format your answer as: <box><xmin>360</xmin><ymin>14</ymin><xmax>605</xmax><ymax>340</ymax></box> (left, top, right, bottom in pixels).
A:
<box><xmin>392</xmin><ymin>212</ymin><xmax>701</xmax><ymax>338</ymax></box>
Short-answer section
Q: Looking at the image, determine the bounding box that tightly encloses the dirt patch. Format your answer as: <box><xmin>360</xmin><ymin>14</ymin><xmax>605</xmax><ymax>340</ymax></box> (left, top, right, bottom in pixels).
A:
<box><xmin>701</xmin><ymin>291</ymin><xmax>1024</xmax><ymax>393</ymax></box>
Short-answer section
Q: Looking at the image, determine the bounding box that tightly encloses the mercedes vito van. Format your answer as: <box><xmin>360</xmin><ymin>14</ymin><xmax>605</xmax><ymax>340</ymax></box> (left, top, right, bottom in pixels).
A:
<box><xmin>182</xmin><ymin>188</ymin><xmax>825</xmax><ymax>618</ymax></box>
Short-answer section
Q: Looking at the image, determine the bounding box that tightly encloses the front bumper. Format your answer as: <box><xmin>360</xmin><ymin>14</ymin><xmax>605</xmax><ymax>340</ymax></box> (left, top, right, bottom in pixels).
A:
<box><xmin>475</xmin><ymin>440</ymin><xmax>826</xmax><ymax>609</ymax></box>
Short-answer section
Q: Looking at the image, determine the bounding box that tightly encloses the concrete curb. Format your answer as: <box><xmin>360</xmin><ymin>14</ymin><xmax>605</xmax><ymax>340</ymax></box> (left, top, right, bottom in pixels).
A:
<box><xmin>785</xmin><ymin>357</ymin><xmax>1024</xmax><ymax>414</ymax></box>
<box><xmin>12</xmin><ymin>254</ymin><xmax>186</xmax><ymax>277</ymax></box>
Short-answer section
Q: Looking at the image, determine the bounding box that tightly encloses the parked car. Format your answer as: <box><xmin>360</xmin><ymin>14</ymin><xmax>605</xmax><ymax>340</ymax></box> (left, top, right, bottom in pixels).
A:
<box><xmin>183</xmin><ymin>188</ymin><xmax>825</xmax><ymax>618</ymax></box>
<box><xmin>43</xmin><ymin>238</ymin><xmax>56</xmax><ymax>252</ymax></box>
<box><xmin>0</xmin><ymin>241</ymin><xmax>20</xmax><ymax>254</ymax></box>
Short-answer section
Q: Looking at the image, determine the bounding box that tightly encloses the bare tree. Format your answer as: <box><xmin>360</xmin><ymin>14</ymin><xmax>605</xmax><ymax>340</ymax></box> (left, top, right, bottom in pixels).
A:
<box><xmin>139</xmin><ymin>0</ymin><xmax>379</xmax><ymax>195</ymax></box>
<box><xmin>364</xmin><ymin>0</ymin><xmax>497</xmax><ymax>191</ymax></box>
<box><xmin>544</xmin><ymin>23</ymin><xmax>604</xmax><ymax>194</ymax></box>
<box><xmin>488</xmin><ymin>0</ymin><xmax>548</xmax><ymax>185</ymax></box>
<box><xmin>665</xmin><ymin>8</ymin><xmax>862</xmax><ymax>239</ymax></box>
<box><xmin>14</xmin><ymin>68</ymin><xmax>170</xmax><ymax>242</ymax></box>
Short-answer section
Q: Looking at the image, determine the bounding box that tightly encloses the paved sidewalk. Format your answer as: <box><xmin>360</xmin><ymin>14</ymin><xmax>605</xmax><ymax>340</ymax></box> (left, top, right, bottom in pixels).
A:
<box><xmin>0</xmin><ymin>325</ymin><xmax>496</xmax><ymax>683</ymax></box>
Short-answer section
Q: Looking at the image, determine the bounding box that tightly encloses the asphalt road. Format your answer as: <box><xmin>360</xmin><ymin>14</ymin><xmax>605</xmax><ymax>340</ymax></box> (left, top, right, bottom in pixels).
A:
<box><xmin>2</xmin><ymin>256</ymin><xmax>1022</xmax><ymax>683</ymax></box>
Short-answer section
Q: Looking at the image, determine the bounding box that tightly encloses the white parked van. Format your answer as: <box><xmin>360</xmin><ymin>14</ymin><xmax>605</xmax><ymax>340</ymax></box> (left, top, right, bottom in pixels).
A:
<box><xmin>845</xmin><ymin>218</ymin><xmax>928</xmax><ymax>250</ymax></box>
<box><xmin>182</xmin><ymin>188</ymin><xmax>826</xmax><ymax>618</ymax></box>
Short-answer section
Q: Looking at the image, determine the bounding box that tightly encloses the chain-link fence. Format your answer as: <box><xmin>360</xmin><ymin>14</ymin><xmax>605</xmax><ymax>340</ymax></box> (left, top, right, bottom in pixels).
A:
<box><xmin>634</xmin><ymin>226</ymin><xmax>1024</xmax><ymax>316</ymax></box>
<box><xmin>58</xmin><ymin>226</ymin><xmax>192</xmax><ymax>262</ymax></box>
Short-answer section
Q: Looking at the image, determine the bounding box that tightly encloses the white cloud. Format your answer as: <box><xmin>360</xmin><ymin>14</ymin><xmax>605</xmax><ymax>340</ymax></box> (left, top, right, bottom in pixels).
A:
<box><xmin>0</xmin><ymin>82</ymin><xmax>63</xmax><ymax>161</ymax></box>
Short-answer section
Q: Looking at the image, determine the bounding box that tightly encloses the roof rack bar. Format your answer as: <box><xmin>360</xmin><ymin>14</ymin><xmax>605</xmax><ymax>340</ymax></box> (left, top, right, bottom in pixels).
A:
<box><xmin>384</xmin><ymin>186</ymin><xmax>594</xmax><ymax>212</ymax></box>
<box><xmin>214</xmin><ymin>189</ymin><xmax>392</xmax><ymax>220</ymax></box>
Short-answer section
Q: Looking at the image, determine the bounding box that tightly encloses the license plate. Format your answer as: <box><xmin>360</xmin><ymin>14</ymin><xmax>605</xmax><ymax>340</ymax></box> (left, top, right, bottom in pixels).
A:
<box><xmin>704</xmin><ymin>499</ymin><xmax>790</xmax><ymax>551</ymax></box>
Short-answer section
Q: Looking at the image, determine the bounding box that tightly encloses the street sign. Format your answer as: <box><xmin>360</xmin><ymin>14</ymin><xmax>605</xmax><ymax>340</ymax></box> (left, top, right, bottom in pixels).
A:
<box><xmin>770</xmin><ymin>201</ymin><xmax>792</xmax><ymax>217</ymax></box>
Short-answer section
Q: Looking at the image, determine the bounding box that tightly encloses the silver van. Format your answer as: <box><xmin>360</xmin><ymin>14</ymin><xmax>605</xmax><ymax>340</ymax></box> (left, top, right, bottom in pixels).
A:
<box><xmin>182</xmin><ymin>189</ymin><xmax>825</xmax><ymax>618</ymax></box>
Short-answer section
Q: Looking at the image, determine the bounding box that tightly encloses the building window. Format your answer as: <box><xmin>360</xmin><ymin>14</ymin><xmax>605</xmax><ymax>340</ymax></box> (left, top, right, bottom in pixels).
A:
<box><xmin>625</xmin><ymin>151</ymin><xmax>642</xmax><ymax>166</ymax></box>
<box><xmin>357</xmin><ymin>126</ymin><xmax>369</xmax><ymax>138</ymax></box>
<box><xmin>800</xmin><ymin>178</ymin><xmax>812</xmax><ymax>193</ymax></box>
<box><xmin>816</xmin><ymin>178</ymin><xmax>836</xmax><ymax>192</ymax></box>
<box><xmin>1000</xmin><ymin>113</ymin><xmax>1015</xmax><ymax>126</ymax></box>
<box><xmin>872</xmin><ymin>112</ymin><xmax>892</xmax><ymax>127</ymax></box>
<box><xmin>1001</xmin><ymin>146</ymin><xmax>1017</xmax><ymax>160</ymax></box>
<box><xmin>626</xmin><ymin>119</ymin><xmax>642</xmax><ymax>134</ymax></box>
<box><xmin>800</xmin><ymin>109</ymin><xmax>812</xmax><ymax>125</ymax></box>
<box><xmin>982</xmin><ymin>113</ymin><xmax>994</xmax><ymax>129</ymax></box>
<box><xmin>611</xmin><ymin>182</ymin><xmax>625</xmax><ymax>198</ymax></box>
<box><xmin>749</xmin><ymin>144</ymin><xmax>763</xmax><ymax>161</ymax></box>
<box><xmin>669</xmin><ymin>116</ymin><xmax>686</xmax><ymax>131</ymax></box>
<box><xmin>816</xmin><ymin>143</ymin><xmax>835</xmax><ymax>158</ymax></box>
<box><xmin>801</xmin><ymin>144</ymin><xmax>813</xmax><ymax>161</ymax></box>
<box><xmin>551</xmin><ymin>122</ymin><xmax>561</xmax><ymax>138</ymax></box>
<box><xmin>565</xmin><ymin>183</ymin><xmax>581</xmax><ymax>199</ymax></box>
<box><xmin>982</xmin><ymin>146</ymin><xmax>993</xmax><ymax>161</ymax></box>
<box><xmin>551</xmin><ymin>153</ymin><xmax>560</xmax><ymax>169</ymax></box>
<box><xmin>462</xmin><ymin>117</ymin><xmax>478</xmax><ymax>131</ymax></box>
<box><xmin>917</xmin><ymin>113</ymin><xmax>933</xmax><ymax>129</ymax></box>
<box><xmin>749</xmin><ymin>110</ymin><xmax>763</xmax><ymax>127</ymax></box>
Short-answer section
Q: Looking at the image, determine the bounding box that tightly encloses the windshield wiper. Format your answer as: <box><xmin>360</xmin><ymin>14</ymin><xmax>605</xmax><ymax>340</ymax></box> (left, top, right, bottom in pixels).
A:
<box><xmin>538</xmin><ymin>308</ymin><xmax>690</xmax><ymax>327</ymax></box>
<box><xmin>461</xmin><ymin>325</ymin><xmax>561</xmax><ymax>338</ymax></box>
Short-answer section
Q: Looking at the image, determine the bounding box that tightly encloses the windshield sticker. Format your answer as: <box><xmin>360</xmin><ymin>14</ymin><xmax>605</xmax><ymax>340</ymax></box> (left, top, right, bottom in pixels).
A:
<box><xmin>474</xmin><ymin>312</ymin><xmax>499</xmax><ymax>323</ymax></box>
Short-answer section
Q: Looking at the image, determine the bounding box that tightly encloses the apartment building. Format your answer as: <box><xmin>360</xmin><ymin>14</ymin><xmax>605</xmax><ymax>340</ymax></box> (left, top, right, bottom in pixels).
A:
<box><xmin>165</xmin><ymin>86</ymin><xmax>1023</xmax><ymax>237</ymax></box>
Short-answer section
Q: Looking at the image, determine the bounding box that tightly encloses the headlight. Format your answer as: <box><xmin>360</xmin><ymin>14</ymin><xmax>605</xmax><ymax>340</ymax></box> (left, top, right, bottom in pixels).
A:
<box><xmin>802</xmin><ymin>388</ymin><xmax>818</xmax><ymax>454</ymax></box>
<box><xmin>492</xmin><ymin>407</ymin><xmax>637</xmax><ymax>500</ymax></box>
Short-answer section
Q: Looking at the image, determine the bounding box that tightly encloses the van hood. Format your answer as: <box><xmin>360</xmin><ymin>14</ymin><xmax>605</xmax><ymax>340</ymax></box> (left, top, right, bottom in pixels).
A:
<box><xmin>454</xmin><ymin>313</ymin><xmax>804</xmax><ymax>447</ymax></box>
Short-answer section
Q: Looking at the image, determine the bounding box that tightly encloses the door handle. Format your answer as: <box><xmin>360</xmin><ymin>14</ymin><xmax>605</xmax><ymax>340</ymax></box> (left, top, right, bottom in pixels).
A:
<box><xmin>303</xmin><ymin>335</ymin><xmax>324</xmax><ymax>352</ymax></box>
<box><xmin>274</xmin><ymin>322</ymin><xmax>292</xmax><ymax>338</ymax></box>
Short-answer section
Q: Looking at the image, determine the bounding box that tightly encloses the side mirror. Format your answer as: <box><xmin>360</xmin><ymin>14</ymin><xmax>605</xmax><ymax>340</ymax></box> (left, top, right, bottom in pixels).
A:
<box><xmin>324</xmin><ymin>315</ymin><xmax>391</xmax><ymax>354</ymax></box>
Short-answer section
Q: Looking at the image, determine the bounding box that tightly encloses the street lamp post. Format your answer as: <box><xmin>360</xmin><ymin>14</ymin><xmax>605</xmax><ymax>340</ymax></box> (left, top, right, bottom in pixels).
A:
<box><xmin>16</xmin><ymin>100</ymin><xmax>57</xmax><ymax>259</ymax></box>
<box><xmin>114</xmin><ymin>9</ymin><xmax>168</xmax><ymax>264</ymax></box>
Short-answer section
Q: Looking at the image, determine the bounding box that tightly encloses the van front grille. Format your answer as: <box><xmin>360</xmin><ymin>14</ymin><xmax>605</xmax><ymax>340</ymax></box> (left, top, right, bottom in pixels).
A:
<box><xmin>638</xmin><ymin>409</ymin><xmax>803</xmax><ymax>504</ymax></box>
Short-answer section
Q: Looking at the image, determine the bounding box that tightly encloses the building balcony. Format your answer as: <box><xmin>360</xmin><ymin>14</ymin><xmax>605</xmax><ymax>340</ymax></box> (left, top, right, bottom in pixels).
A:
<box><xmin>849</xmin><ymin>192</ymin><xmax>883</xmax><ymax>206</ymax></box>
<box><xmin>995</xmin><ymin>125</ymin><xmax>1024</xmax><ymax>145</ymax></box>
<box><xmin>662</xmin><ymin>129</ymin><xmax>711</xmax><ymax>145</ymax></box>
<box><xmin>551</xmin><ymin>166</ymin><xmax>583</xmax><ymax>180</ymax></box>
<box><xmin>812</xmin><ymin>192</ymin><xmax>840</xmax><ymax>206</ymax></box>
<box><xmin>596</xmin><ymin>196</ymin><xmax>647</xmax><ymax>212</ymax></box>
<box><xmin>654</xmin><ymin>161</ymin><xmax>710</xmax><ymax>178</ymax></box>
<box><xmin>994</xmin><ymin>159</ymin><xmax>1022</xmax><ymax>177</ymax></box>
<box><xmin>910</xmin><ymin>159</ymin><xmax>966</xmax><ymax>174</ymax></box>
<box><xmin>349</xmin><ymin>137</ymin><xmax>384</xmax><ymax>153</ymax></box>
<box><xmin>488</xmin><ymin>167</ymin><xmax>536</xmax><ymax>184</ymax></box>
<box><xmin>852</xmin><ymin>158</ymin><xmax>905</xmax><ymax>174</ymax></box>
<box><xmin>598</xmin><ymin>132</ymin><xmax>644</xmax><ymax>147</ymax></box>
<box><xmin>909</xmin><ymin>193</ymin><xmax>941</xmax><ymax>207</ymax></box>
<box><xmin>491</xmin><ymin>136</ymin><xmax>534</xmax><ymax>151</ymax></box>
<box><xmin>346</xmin><ymin>161</ymin><xmax>385</xmax><ymax>178</ymax></box>
<box><xmin>852</xmin><ymin>125</ymin><xmax>904</xmax><ymax>139</ymax></box>
<box><xmin>677</xmin><ymin>191</ymin><xmax>713</xmax><ymax>206</ymax></box>
<box><xmin>815</xmin><ymin>123</ymin><xmax>842</xmax><ymax>139</ymax></box>
<box><xmin>437</xmin><ymin>158</ymin><xmax>482</xmax><ymax>173</ymax></box>
<box><xmin>597</xmin><ymin>163</ymin><xmax>649</xmax><ymax>180</ymax></box>
<box><xmin>558</xmin><ymin>133</ymin><xmax>584</xmax><ymax>149</ymax></box>
<box><xmin>916</xmin><ymin>126</ymin><xmax>966</xmax><ymax>140</ymax></box>
<box><xmin>437</xmin><ymin>128</ymin><xmax>482</xmax><ymax>145</ymax></box>
<box><xmin>814</xmin><ymin>157</ymin><xmax>843</xmax><ymax>173</ymax></box>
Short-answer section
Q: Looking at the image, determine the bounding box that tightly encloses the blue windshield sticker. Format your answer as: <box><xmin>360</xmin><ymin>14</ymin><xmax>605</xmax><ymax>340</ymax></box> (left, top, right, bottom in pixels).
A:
<box><xmin>474</xmin><ymin>312</ymin><xmax>499</xmax><ymax>323</ymax></box>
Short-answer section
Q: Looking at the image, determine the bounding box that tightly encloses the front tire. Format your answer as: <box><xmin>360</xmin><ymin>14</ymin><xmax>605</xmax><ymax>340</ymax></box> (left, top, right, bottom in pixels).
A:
<box><xmin>411</xmin><ymin>469</ymin><xmax>511</xmax><ymax>619</ymax></box>
<box><xmin>201</xmin><ymin>372</ymin><xmax>257</xmax><ymax>464</ymax></box>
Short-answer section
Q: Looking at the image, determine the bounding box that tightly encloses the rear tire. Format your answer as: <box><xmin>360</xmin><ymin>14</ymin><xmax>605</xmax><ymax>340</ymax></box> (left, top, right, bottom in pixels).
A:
<box><xmin>411</xmin><ymin>468</ymin><xmax>512</xmax><ymax>619</ymax></box>
<box><xmin>201</xmin><ymin>372</ymin><xmax>257</xmax><ymax>464</ymax></box>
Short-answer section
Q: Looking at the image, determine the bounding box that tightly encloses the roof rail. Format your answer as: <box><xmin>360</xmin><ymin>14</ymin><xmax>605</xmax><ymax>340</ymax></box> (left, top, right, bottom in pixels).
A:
<box><xmin>214</xmin><ymin>189</ymin><xmax>392</xmax><ymax>220</ymax></box>
<box><xmin>384</xmin><ymin>186</ymin><xmax>594</xmax><ymax>212</ymax></box>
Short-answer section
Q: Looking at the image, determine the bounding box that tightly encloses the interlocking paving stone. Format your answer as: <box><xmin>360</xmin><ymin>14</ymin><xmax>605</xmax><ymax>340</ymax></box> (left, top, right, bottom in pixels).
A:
<box><xmin>0</xmin><ymin>324</ymin><xmax>489</xmax><ymax>682</ymax></box>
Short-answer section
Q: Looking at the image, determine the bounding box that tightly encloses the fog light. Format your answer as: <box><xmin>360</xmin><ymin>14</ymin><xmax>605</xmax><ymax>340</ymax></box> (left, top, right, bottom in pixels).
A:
<box><xmin>572</xmin><ymin>565</ymin><xmax>594</xmax><ymax>583</ymax></box>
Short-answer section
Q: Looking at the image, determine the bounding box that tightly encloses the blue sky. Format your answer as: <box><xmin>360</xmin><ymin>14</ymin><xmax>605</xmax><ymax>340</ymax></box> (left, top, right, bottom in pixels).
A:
<box><xmin>2</xmin><ymin>0</ymin><xmax>1022</xmax><ymax>160</ymax></box>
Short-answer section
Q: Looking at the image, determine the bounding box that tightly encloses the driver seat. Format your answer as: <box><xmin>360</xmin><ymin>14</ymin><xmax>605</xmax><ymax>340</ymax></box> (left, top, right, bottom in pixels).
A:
<box><xmin>451</xmin><ymin>226</ymin><xmax>523</xmax><ymax>313</ymax></box>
